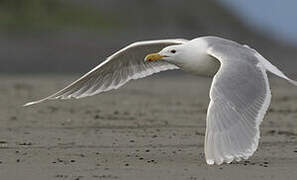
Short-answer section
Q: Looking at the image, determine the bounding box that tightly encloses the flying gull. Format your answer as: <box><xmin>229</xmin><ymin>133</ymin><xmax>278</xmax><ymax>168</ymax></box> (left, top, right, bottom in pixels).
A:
<box><xmin>25</xmin><ymin>36</ymin><xmax>297</xmax><ymax>165</ymax></box>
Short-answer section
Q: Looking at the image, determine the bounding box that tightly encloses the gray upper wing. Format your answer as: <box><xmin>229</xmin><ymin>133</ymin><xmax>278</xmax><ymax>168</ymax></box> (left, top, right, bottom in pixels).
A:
<box><xmin>25</xmin><ymin>39</ymin><xmax>187</xmax><ymax>106</ymax></box>
<box><xmin>205</xmin><ymin>43</ymin><xmax>271</xmax><ymax>165</ymax></box>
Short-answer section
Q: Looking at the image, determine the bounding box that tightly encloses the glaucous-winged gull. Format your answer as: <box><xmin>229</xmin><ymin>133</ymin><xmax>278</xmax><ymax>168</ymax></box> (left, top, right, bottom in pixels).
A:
<box><xmin>25</xmin><ymin>36</ymin><xmax>297</xmax><ymax>165</ymax></box>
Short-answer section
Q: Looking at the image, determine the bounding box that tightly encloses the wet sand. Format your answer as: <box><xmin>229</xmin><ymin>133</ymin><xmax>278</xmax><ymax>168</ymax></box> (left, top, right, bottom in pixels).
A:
<box><xmin>0</xmin><ymin>74</ymin><xmax>297</xmax><ymax>180</ymax></box>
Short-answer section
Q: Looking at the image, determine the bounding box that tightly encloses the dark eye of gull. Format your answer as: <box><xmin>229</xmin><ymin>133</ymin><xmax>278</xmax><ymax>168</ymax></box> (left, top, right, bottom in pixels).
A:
<box><xmin>171</xmin><ymin>50</ymin><xmax>176</xmax><ymax>54</ymax></box>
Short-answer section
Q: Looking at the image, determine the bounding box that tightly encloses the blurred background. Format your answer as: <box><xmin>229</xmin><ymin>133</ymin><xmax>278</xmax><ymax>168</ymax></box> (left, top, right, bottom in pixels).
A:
<box><xmin>0</xmin><ymin>0</ymin><xmax>296</xmax><ymax>75</ymax></box>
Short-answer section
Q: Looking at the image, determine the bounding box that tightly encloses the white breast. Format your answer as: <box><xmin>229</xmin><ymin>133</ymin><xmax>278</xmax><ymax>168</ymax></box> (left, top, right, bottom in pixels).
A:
<box><xmin>181</xmin><ymin>54</ymin><xmax>220</xmax><ymax>76</ymax></box>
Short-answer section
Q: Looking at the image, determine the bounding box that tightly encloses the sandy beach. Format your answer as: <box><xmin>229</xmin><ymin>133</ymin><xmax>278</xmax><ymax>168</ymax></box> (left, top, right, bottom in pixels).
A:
<box><xmin>0</xmin><ymin>74</ymin><xmax>296</xmax><ymax>180</ymax></box>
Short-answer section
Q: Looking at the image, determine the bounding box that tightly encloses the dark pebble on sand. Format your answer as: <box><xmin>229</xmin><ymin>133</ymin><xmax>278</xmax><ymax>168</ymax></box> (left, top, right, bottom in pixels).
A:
<box><xmin>10</xmin><ymin>116</ymin><xmax>17</xmax><ymax>121</ymax></box>
<box><xmin>145</xmin><ymin>149</ymin><xmax>150</xmax><ymax>152</ymax></box>
<box><xmin>124</xmin><ymin>163</ymin><xmax>129</xmax><ymax>166</ymax></box>
<box><xmin>55</xmin><ymin>174</ymin><xmax>68</xmax><ymax>178</ymax></box>
<box><xmin>19</xmin><ymin>142</ymin><xmax>32</xmax><ymax>146</ymax></box>
<box><xmin>74</xmin><ymin>176</ymin><xmax>83</xmax><ymax>180</ymax></box>
<box><xmin>195</xmin><ymin>131</ymin><xmax>204</xmax><ymax>136</ymax></box>
<box><xmin>147</xmin><ymin>160</ymin><xmax>156</xmax><ymax>163</ymax></box>
<box><xmin>70</xmin><ymin>160</ymin><xmax>75</xmax><ymax>162</ymax></box>
<box><xmin>267</xmin><ymin>130</ymin><xmax>276</xmax><ymax>135</ymax></box>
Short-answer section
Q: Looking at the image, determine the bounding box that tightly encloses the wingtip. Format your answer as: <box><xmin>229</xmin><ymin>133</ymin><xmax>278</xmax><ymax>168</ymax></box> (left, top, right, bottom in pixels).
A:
<box><xmin>23</xmin><ymin>101</ymin><xmax>37</xmax><ymax>107</ymax></box>
<box><xmin>23</xmin><ymin>100</ymin><xmax>44</xmax><ymax>107</ymax></box>
<box><xmin>289</xmin><ymin>79</ymin><xmax>297</xmax><ymax>86</ymax></box>
<box><xmin>206</xmin><ymin>159</ymin><xmax>215</xmax><ymax>165</ymax></box>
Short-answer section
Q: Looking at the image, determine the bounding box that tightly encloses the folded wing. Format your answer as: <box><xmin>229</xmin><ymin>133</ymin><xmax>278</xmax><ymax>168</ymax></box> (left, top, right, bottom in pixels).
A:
<box><xmin>25</xmin><ymin>39</ymin><xmax>187</xmax><ymax>106</ymax></box>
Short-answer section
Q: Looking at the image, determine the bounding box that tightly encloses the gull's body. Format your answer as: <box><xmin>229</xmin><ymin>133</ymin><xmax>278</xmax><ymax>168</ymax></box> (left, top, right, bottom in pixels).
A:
<box><xmin>25</xmin><ymin>36</ymin><xmax>297</xmax><ymax>165</ymax></box>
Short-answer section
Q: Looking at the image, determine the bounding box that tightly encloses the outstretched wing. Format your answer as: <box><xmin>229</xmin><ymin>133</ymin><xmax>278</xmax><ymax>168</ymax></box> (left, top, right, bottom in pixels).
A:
<box><xmin>25</xmin><ymin>39</ymin><xmax>187</xmax><ymax>106</ymax></box>
<box><xmin>204</xmin><ymin>44</ymin><xmax>271</xmax><ymax>165</ymax></box>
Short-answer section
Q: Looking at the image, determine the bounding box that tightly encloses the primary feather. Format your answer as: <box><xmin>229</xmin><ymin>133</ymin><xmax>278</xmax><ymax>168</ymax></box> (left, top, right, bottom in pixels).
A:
<box><xmin>24</xmin><ymin>39</ymin><xmax>187</xmax><ymax>106</ymax></box>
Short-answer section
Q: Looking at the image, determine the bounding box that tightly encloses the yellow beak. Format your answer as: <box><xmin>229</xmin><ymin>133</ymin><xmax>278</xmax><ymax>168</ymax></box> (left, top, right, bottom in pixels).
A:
<box><xmin>144</xmin><ymin>53</ymin><xmax>164</xmax><ymax>62</ymax></box>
